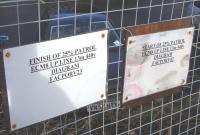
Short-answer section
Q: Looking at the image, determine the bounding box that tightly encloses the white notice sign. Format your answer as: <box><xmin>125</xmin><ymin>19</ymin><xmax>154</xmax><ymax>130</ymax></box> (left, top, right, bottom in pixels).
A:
<box><xmin>123</xmin><ymin>27</ymin><xmax>194</xmax><ymax>103</ymax></box>
<box><xmin>3</xmin><ymin>30</ymin><xmax>108</xmax><ymax>131</ymax></box>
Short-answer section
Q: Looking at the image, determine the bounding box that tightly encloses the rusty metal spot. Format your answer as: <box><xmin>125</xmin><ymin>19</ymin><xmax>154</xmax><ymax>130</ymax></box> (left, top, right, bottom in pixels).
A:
<box><xmin>129</xmin><ymin>40</ymin><xmax>135</xmax><ymax>45</ymax></box>
<box><xmin>187</xmin><ymin>31</ymin><xmax>192</xmax><ymax>36</ymax></box>
<box><xmin>12</xmin><ymin>123</ymin><xmax>17</xmax><ymax>129</ymax></box>
<box><xmin>180</xmin><ymin>54</ymin><xmax>190</xmax><ymax>67</ymax></box>
<box><xmin>5</xmin><ymin>52</ymin><xmax>11</xmax><ymax>59</ymax></box>
<box><xmin>101</xmin><ymin>33</ymin><xmax>105</xmax><ymax>38</ymax></box>
<box><xmin>181</xmin><ymin>79</ymin><xmax>185</xmax><ymax>85</ymax></box>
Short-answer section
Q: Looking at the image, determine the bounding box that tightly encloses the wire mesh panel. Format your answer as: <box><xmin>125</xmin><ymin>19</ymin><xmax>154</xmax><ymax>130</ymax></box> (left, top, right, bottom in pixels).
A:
<box><xmin>0</xmin><ymin>0</ymin><xmax>200</xmax><ymax>135</ymax></box>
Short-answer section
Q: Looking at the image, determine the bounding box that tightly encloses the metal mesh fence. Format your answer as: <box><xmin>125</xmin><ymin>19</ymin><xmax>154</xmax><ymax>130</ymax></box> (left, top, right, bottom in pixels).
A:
<box><xmin>0</xmin><ymin>0</ymin><xmax>200</xmax><ymax>135</ymax></box>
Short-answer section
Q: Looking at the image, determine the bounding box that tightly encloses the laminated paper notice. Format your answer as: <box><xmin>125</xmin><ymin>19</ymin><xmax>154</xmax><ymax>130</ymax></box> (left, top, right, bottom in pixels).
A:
<box><xmin>123</xmin><ymin>27</ymin><xmax>194</xmax><ymax>103</ymax></box>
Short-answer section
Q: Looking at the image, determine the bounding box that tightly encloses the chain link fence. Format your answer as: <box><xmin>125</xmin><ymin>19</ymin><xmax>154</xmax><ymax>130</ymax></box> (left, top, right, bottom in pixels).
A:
<box><xmin>0</xmin><ymin>0</ymin><xmax>200</xmax><ymax>135</ymax></box>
